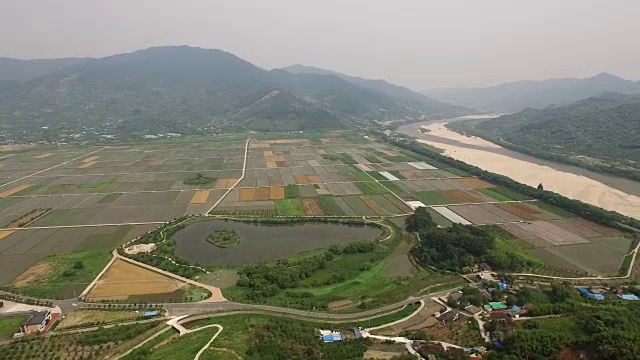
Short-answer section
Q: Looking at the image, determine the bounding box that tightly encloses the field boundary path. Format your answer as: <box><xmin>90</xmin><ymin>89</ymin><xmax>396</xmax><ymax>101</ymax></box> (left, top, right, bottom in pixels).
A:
<box><xmin>0</xmin><ymin>147</ymin><xmax>106</xmax><ymax>190</ymax></box>
<box><xmin>207</xmin><ymin>138</ymin><xmax>250</xmax><ymax>214</ymax></box>
<box><xmin>79</xmin><ymin>251</ymin><xmax>119</xmax><ymax>298</ymax></box>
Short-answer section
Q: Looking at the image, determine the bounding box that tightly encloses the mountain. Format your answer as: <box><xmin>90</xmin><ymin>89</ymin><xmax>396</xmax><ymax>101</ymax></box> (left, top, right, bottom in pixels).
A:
<box><xmin>424</xmin><ymin>73</ymin><xmax>640</xmax><ymax>113</ymax></box>
<box><xmin>283</xmin><ymin>64</ymin><xmax>471</xmax><ymax>117</ymax></box>
<box><xmin>0</xmin><ymin>57</ymin><xmax>90</xmax><ymax>82</ymax></box>
<box><xmin>0</xmin><ymin>46</ymin><xmax>470</xmax><ymax>143</ymax></box>
<box><xmin>448</xmin><ymin>93</ymin><xmax>640</xmax><ymax>180</ymax></box>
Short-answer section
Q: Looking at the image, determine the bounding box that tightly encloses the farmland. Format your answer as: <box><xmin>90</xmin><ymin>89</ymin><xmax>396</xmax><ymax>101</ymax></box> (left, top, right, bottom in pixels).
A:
<box><xmin>0</xmin><ymin>133</ymin><xmax>635</xmax><ymax>303</ymax></box>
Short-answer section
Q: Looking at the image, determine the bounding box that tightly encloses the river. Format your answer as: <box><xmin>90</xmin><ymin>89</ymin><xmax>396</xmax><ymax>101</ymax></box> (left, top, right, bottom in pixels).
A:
<box><xmin>396</xmin><ymin>117</ymin><xmax>640</xmax><ymax>219</ymax></box>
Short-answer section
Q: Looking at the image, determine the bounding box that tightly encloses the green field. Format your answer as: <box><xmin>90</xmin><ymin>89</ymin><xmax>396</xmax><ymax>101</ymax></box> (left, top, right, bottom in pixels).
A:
<box><xmin>414</xmin><ymin>191</ymin><xmax>452</xmax><ymax>205</ymax></box>
<box><xmin>0</xmin><ymin>316</ymin><xmax>22</xmax><ymax>340</ymax></box>
<box><xmin>275</xmin><ymin>198</ymin><xmax>305</xmax><ymax>215</ymax></box>
<box><xmin>356</xmin><ymin>182</ymin><xmax>389</xmax><ymax>195</ymax></box>
<box><xmin>284</xmin><ymin>184</ymin><xmax>300</xmax><ymax>198</ymax></box>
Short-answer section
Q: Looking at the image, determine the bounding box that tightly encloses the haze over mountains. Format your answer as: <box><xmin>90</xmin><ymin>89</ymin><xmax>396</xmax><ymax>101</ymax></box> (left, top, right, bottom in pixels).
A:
<box><xmin>424</xmin><ymin>73</ymin><xmax>640</xmax><ymax>113</ymax></box>
<box><xmin>0</xmin><ymin>46</ymin><xmax>469</xmax><ymax>143</ymax></box>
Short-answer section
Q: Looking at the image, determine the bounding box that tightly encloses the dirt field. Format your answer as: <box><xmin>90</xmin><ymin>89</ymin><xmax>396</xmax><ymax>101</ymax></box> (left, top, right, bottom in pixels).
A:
<box><xmin>269</xmin><ymin>186</ymin><xmax>285</xmax><ymax>200</ymax></box>
<box><xmin>441</xmin><ymin>190</ymin><xmax>481</xmax><ymax>203</ymax></box>
<box><xmin>33</xmin><ymin>153</ymin><xmax>54</xmax><ymax>159</ymax></box>
<box><xmin>87</xmin><ymin>259</ymin><xmax>188</xmax><ymax>300</ymax></box>
<box><xmin>301</xmin><ymin>198</ymin><xmax>326</xmax><ymax>216</ymax></box>
<box><xmin>77</xmin><ymin>161</ymin><xmax>97</xmax><ymax>168</ymax></box>
<box><xmin>11</xmin><ymin>262</ymin><xmax>53</xmax><ymax>288</ymax></box>
<box><xmin>0</xmin><ymin>184</ymin><xmax>33</xmax><ymax>197</ymax></box>
<box><xmin>190</xmin><ymin>190</ymin><xmax>210</xmax><ymax>204</ymax></box>
<box><xmin>0</xmin><ymin>230</ymin><xmax>16</xmax><ymax>240</ymax></box>
<box><xmin>4</xmin><ymin>208</ymin><xmax>52</xmax><ymax>228</ymax></box>
<box><xmin>496</xmin><ymin>203</ymin><xmax>538</xmax><ymax>221</ymax></box>
<box><xmin>374</xmin><ymin>300</ymin><xmax>443</xmax><ymax>336</ymax></box>
<box><xmin>294</xmin><ymin>175</ymin><xmax>310</xmax><ymax>184</ymax></box>
<box><xmin>255</xmin><ymin>187</ymin><xmax>270</xmax><ymax>201</ymax></box>
<box><xmin>239</xmin><ymin>188</ymin><xmax>256</xmax><ymax>201</ymax></box>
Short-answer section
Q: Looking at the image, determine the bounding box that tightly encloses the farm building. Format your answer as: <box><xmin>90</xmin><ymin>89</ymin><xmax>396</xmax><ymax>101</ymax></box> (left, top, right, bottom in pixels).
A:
<box><xmin>489</xmin><ymin>302</ymin><xmax>507</xmax><ymax>310</ymax></box>
<box><xmin>578</xmin><ymin>288</ymin><xmax>605</xmax><ymax>301</ymax></box>
<box><xmin>436</xmin><ymin>310</ymin><xmax>459</xmax><ymax>324</ymax></box>
<box><xmin>617</xmin><ymin>294</ymin><xmax>639</xmax><ymax>301</ymax></box>
<box><xmin>142</xmin><ymin>311</ymin><xmax>159</xmax><ymax>317</ymax></box>
<box><xmin>318</xmin><ymin>330</ymin><xmax>343</xmax><ymax>342</ymax></box>
<box><xmin>20</xmin><ymin>310</ymin><xmax>51</xmax><ymax>335</ymax></box>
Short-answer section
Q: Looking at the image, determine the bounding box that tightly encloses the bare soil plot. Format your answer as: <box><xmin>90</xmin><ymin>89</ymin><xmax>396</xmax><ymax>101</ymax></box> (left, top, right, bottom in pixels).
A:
<box><xmin>0</xmin><ymin>184</ymin><xmax>33</xmax><ymax>197</ymax></box>
<box><xmin>573</xmin><ymin>218</ymin><xmax>622</xmax><ymax>236</ymax></box>
<box><xmin>374</xmin><ymin>300</ymin><xmax>443</xmax><ymax>336</ymax></box>
<box><xmin>512</xmin><ymin>221</ymin><xmax>591</xmax><ymax>246</ymax></box>
<box><xmin>269</xmin><ymin>186</ymin><xmax>285</xmax><ymax>200</ymax></box>
<box><xmin>306</xmin><ymin>175</ymin><xmax>322</xmax><ymax>184</ymax></box>
<box><xmin>254</xmin><ymin>187</ymin><xmax>271</xmax><ymax>201</ymax></box>
<box><xmin>546</xmin><ymin>219</ymin><xmax>604</xmax><ymax>238</ymax></box>
<box><xmin>301</xmin><ymin>198</ymin><xmax>326</xmax><ymax>216</ymax></box>
<box><xmin>214</xmin><ymin>178</ymin><xmax>238</xmax><ymax>189</ymax></box>
<box><xmin>57</xmin><ymin>310</ymin><xmax>141</xmax><ymax>330</ymax></box>
<box><xmin>294</xmin><ymin>175</ymin><xmax>310</xmax><ymax>184</ymax></box>
<box><xmin>87</xmin><ymin>259</ymin><xmax>188</xmax><ymax>301</ymax></box>
<box><xmin>33</xmin><ymin>153</ymin><xmax>55</xmax><ymax>159</ymax></box>
<box><xmin>441</xmin><ymin>190</ymin><xmax>481</xmax><ymax>203</ymax></box>
<box><xmin>190</xmin><ymin>190</ymin><xmax>210</xmax><ymax>204</ymax></box>
<box><xmin>499</xmin><ymin>223</ymin><xmax>549</xmax><ymax>248</ymax></box>
<box><xmin>359</xmin><ymin>196</ymin><xmax>388</xmax><ymax>215</ymax></box>
<box><xmin>477</xmin><ymin>203</ymin><xmax>523</xmax><ymax>222</ymax></box>
<box><xmin>448</xmin><ymin>204</ymin><xmax>505</xmax><ymax>224</ymax></box>
<box><xmin>77</xmin><ymin>161</ymin><xmax>98</xmax><ymax>168</ymax></box>
<box><xmin>342</xmin><ymin>196</ymin><xmax>376</xmax><ymax>216</ymax></box>
<box><xmin>0</xmin><ymin>229</ymin><xmax>15</xmax><ymax>240</ymax></box>
<box><xmin>496</xmin><ymin>203</ymin><xmax>538</xmax><ymax>221</ymax></box>
<box><xmin>239</xmin><ymin>188</ymin><xmax>256</xmax><ymax>201</ymax></box>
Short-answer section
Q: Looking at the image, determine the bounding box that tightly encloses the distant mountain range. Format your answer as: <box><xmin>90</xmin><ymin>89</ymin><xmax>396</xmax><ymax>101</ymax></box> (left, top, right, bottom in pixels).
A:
<box><xmin>0</xmin><ymin>47</ymin><xmax>468</xmax><ymax>143</ymax></box>
<box><xmin>424</xmin><ymin>73</ymin><xmax>640</xmax><ymax>113</ymax></box>
<box><xmin>448</xmin><ymin>92</ymin><xmax>640</xmax><ymax>180</ymax></box>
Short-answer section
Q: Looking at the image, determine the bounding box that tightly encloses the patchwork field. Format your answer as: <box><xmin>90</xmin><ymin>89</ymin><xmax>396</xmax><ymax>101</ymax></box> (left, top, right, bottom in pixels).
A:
<box><xmin>0</xmin><ymin>134</ymin><xmax>633</xmax><ymax>292</ymax></box>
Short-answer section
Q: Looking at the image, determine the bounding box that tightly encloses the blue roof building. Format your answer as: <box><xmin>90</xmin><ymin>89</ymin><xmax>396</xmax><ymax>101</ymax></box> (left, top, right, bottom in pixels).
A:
<box><xmin>321</xmin><ymin>333</ymin><xmax>343</xmax><ymax>342</ymax></box>
<box><xmin>618</xmin><ymin>294</ymin><xmax>639</xmax><ymax>301</ymax></box>
<box><xmin>142</xmin><ymin>311</ymin><xmax>159</xmax><ymax>317</ymax></box>
<box><xmin>498</xmin><ymin>282</ymin><xmax>508</xmax><ymax>291</ymax></box>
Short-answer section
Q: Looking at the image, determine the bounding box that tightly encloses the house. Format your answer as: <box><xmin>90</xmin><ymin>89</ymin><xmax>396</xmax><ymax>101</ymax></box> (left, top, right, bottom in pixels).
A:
<box><xmin>318</xmin><ymin>330</ymin><xmax>342</xmax><ymax>343</ymax></box>
<box><xmin>436</xmin><ymin>310</ymin><xmax>459</xmax><ymax>324</ymax></box>
<box><xmin>449</xmin><ymin>292</ymin><xmax>463</xmax><ymax>301</ymax></box>
<box><xmin>489</xmin><ymin>311</ymin><xmax>512</xmax><ymax>321</ymax></box>
<box><xmin>20</xmin><ymin>310</ymin><xmax>51</xmax><ymax>335</ymax></box>
<box><xmin>497</xmin><ymin>282</ymin><xmax>508</xmax><ymax>291</ymax></box>
<box><xmin>489</xmin><ymin>302</ymin><xmax>507</xmax><ymax>310</ymax></box>
<box><xmin>142</xmin><ymin>311</ymin><xmax>159</xmax><ymax>317</ymax></box>
<box><xmin>578</xmin><ymin>288</ymin><xmax>605</xmax><ymax>301</ymax></box>
<box><xmin>465</xmin><ymin>305</ymin><xmax>481</xmax><ymax>315</ymax></box>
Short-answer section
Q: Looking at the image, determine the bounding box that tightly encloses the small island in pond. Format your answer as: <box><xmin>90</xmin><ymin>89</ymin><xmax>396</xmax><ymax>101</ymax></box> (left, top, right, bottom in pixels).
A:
<box><xmin>183</xmin><ymin>173</ymin><xmax>215</xmax><ymax>185</ymax></box>
<box><xmin>206</xmin><ymin>229</ymin><xmax>240</xmax><ymax>248</ymax></box>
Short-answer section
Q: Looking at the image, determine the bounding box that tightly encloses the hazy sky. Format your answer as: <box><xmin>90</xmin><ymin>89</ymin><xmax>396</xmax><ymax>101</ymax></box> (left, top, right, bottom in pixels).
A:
<box><xmin>2</xmin><ymin>0</ymin><xmax>638</xmax><ymax>89</ymax></box>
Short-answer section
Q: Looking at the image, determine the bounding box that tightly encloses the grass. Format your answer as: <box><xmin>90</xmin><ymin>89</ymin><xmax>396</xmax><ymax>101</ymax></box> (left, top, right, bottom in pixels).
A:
<box><xmin>487</xmin><ymin>186</ymin><xmax>530</xmax><ymax>201</ymax></box>
<box><xmin>317</xmin><ymin>195</ymin><xmax>346</xmax><ymax>215</ymax></box>
<box><xmin>379</xmin><ymin>181</ymin><xmax>410</xmax><ymax>197</ymax></box>
<box><xmin>384</xmin><ymin>155</ymin><xmax>417</xmax><ymax>162</ymax></box>
<box><xmin>388</xmin><ymin>170</ymin><xmax>406</xmax><ymax>180</ymax></box>
<box><xmin>284</xmin><ymin>184</ymin><xmax>299</xmax><ymax>198</ymax></box>
<box><xmin>366</xmin><ymin>171</ymin><xmax>387</xmax><ymax>180</ymax></box>
<box><xmin>415</xmin><ymin>191</ymin><xmax>453</xmax><ymax>205</ymax></box>
<box><xmin>76</xmin><ymin>225</ymin><xmax>132</xmax><ymax>252</ymax></box>
<box><xmin>348</xmin><ymin>166</ymin><xmax>375</xmax><ymax>181</ymax></box>
<box><xmin>57</xmin><ymin>310</ymin><xmax>141</xmax><ymax>330</ymax></box>
<box><xmin>275</xmin><ymin>198</ymin><xmax>305</xmax><ymax>215</ymax></box>
<box><xmin>0</xmin><ymin>316</ymin><xmax>22</xmax><ymax>339</ymax></box>
<box><xmin>364</xmin><ymin>155</ymin><xmax>383</xmax><ymax>163</ymax></box>
<box><xmin>476</xmin><ymin>187</ymin><xmax>513</xmax><ymax>201</ymax></box>
<box><xmin>183</xmin><ymin>286</ymin><xmax>211</xmax><ymax>302</ymax></box>
<box><xmin>81</xmin><ymin>175</ymin><xmax>119</xmax><ymax>192</ymax></box>
<box><xmin>6</xmin><ymin>251</ymin><xmax>112</xmax><ymax>299</ymax></box>
<box><xmin>356</xmin><ymin>182</ymin><xmax>389</xmax><ymax>195</ymax></box>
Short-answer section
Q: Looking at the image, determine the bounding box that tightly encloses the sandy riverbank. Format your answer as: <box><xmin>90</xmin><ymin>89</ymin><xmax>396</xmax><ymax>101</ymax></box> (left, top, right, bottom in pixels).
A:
<box><xmin>417</xmin><ymin>122</ymin><xmax>640</xmax><ymax>219</ymax></box>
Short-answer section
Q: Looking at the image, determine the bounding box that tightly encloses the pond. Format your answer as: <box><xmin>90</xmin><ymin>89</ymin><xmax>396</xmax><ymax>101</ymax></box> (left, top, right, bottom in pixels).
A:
<box><xmin>172</xmin><ymin>220</ymin><xmax>382</xmax><ymax>266</ymax></box>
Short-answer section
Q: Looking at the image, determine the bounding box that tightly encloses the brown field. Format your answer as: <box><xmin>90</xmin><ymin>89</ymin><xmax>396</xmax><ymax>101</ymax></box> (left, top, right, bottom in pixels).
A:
<box><xmin>573</xmin><ymin>218</ymin><xmax>622</xmax><ymax>236</ymax></box>
<box><xmin>513</xmin><ymin>221</ymin><xmax>591</xmax><ymax>246</ymax></box>
<box><xmin>266</xmin><ymin>161</ymin><xmax>277</xmax><ymax>169</ymax></box>
<box><xmin>0</xmin><ymin>229</ymin><xmax>15</xmax><ymax>240</ymax></box>
<box><xmin>276</xmin><ymin>161</ymin><xmax>287</xmax><ymax>167</ymax></box>
<box><xmin>11</xmin><ymin>262</ymin><xmax>53</xmax><ymax>288</ymax></box>
<box><xmin>360</xmin><ymin>196</ymin><xmax>388</xmax><ymax>215</ymax></box>
<box><xmin>263</xmin><ymin>151</ymin><xmax>273</xmax><ymax>157</ymax></box>
<box><xmin>82</xmin><ymin>156</ymin><xmax>101</xmax><ymax>163</ymax></box>
<box><xmin>306</xmin><ymin>175</ymin><xmax>322</xmax><ymax>184</ymax></box>
<box><xmin>239</xmin><ymin>188</ymin><xmax>256</xmax><ymax>201</ymax></box>
<box><xmin>454</xmin><ymin>178</ymin><xmax>494</xmax><ymax>189</ymax></box>
<box><xmin>301</xmin><ymin>198</ymin><xmax>326</xmax><ymax>216</ymax></box>
<box><xmin>511</xmin><ymin>203</ymin><xmax>541</xmax><ymax>214</ymax></box>
<box><xmin>214</xmin><ymin>178</ymin><xmax>237</xmax><ymax>189</ymax></box>
<box><xmin>294</xmin><ymin>175</ymin><xmax>310</xmax><ymax>184</ymax></box>
<box><xmin>547</xmin><ymin>219</ymin><xmax>603</xmax><ymax>238</ymax></box>
<box><xmin>441</xmin><ymin>190</ymin><xmax>481</xmax><ymax>203</ymax></box>
<box><xmin>449</xmin><ymin>204</ymin><xmax>505</xmax><ymax>224</ymax></box>
<box><xmin>77</xmin><ymin>161</ymin><xmax>97</xmax><ymax>168</ymax></box>
<box><xmin>87</xmin><ymin>259</ymin><xmax>187</xmax><ymax>300</ymax></box>
<box><xmin>0</xmin><ymin>184</ymin><xmax>33</xmax><ymax>198</ymax></box>
<box><xmin>190</xmin><ymin>190</ymin><xmax>210</xmax><ymax>204</ymax></box>
<box><xmin>33</xmin><ymin>153</ymin><xmax>54</xmax><ymax>159</ymax></box>
<box><xmin>496</xmin><ymin>203</ymin><xmax>538</xmax><ymax>221</ymax></box>
<box><xmin>255</xmin><ymin>187</ymin><xmax>271</xmax><ymax>200</ymax></box>
<box><xmin>57</xmin><ymin>310</ymin><xmax>141</xmax><ymax>330</ymax></box>
<box><xmin>5</xmin><ymin>208</ymin><xmax>52</xmax><ymax>228</ymax></box>
<box><xmin>269</xmin><ymin>186</ymin><xmax>285</xmax><ymax>200</ymax></box>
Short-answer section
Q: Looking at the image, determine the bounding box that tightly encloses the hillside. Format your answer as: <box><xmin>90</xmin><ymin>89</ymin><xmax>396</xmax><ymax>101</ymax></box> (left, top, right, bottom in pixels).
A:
<box><xmin>0</xmin><ymin>47</ymin><xmax>467</xmax><ymax>143</ymax></box>
<box><xmin>424</xmin><ymin>73</ymin><xmax>640</xmax><ymax>113</ymax></box>
<box><xmin>0</xmin><ymin>57</ymin><xmax>90</xmax><ymax>82</ymax></box>
<box><xmin>283</xmin><ymin>64</ymin><xmax>471</xmax><ymax>118</ymax></box>
<box><xmin>448</xmin><ymin>93</ymin><xmax>640</xmax><ymax>180</ymax></box>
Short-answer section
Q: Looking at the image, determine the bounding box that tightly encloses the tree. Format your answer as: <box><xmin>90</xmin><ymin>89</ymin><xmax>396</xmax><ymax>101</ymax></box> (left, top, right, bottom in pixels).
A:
<box><xmin>537</xmin><ymin>183</ymin><xmax>544</xmax><ymax>190</ymax></box>
<box><xmin>405</xmin><ymin>207</ymin><xmax>437</xmax><ymax>233</ymax></box>
<box><xmin>73</xmin><ymin>261</ymin><xmax>85</xmax><ymax>270</ymax></box>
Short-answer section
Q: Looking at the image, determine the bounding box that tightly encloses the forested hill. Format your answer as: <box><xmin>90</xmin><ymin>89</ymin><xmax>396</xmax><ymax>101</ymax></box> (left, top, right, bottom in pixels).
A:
<box><xmin>424</xmin><ymin>72</ymin><xmax>640</xmax><ymax>113</ymax></box>
<box><xmin>449</xmin><ymin>93</ymin><xmax>640</xmax><ymax>180</ymax></box>
<box><xmin>0</xmin><ymin>57</ymin><xmax>90</xmax><ymax>82</ymax></box>
<box><xmin>282</xmin><ymin>64</ymin><xmax>471</xmax><ymax>116</ymax></box>
<box><xmin>0</xmin><ymin>46</ymin><xmax>467</xmax><ymax>143</ymax></box>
